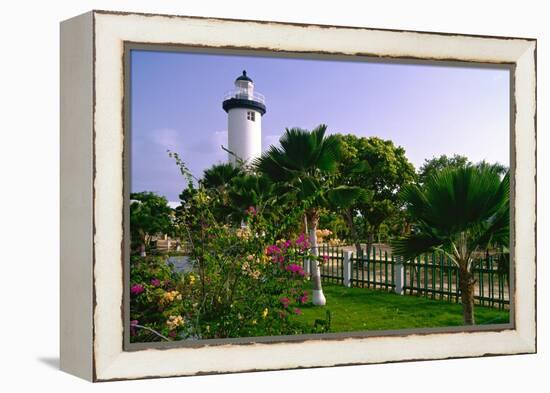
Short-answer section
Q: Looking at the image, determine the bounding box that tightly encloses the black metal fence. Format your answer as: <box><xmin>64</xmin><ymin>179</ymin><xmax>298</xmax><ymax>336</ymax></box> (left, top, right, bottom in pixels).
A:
<box><xmin>304</xmin><ymin>245</ymin><xmax>510</xmax><ymax>310</ymax></box>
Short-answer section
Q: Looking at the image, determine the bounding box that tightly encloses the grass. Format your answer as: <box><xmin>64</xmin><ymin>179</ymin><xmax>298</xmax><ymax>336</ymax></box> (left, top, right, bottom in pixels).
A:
<box><xmin>294</xmin><ymin>284</ymin><xmax>509</xmax><ymax>332</ymax></box>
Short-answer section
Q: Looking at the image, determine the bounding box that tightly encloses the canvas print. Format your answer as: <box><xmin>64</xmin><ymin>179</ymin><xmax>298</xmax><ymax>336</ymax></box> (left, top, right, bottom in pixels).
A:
<box><xmin>128</xmin><ymin>49</ymin><xmax>511</xmax><ymax>344</ymax></box>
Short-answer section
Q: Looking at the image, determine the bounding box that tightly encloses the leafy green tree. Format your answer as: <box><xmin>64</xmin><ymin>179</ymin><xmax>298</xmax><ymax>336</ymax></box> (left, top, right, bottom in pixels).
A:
<box><xmin>335</xmin><ymin>135</ymin><xmax>416</xmax><ymax>253</ymax></box>
<box><xmin>392</xmin><ymin>166</ymin><xmax>509</xmax><ymax>325</ymax></box>
<box><xmin>319</xmin><ymin>211</ymin><xmax>349</xmax><ymax>241</ymax></box>
<box><xmin>256</xmin><ymin>124</ymin><xmax>342</xmax><ymax>306</ymax></box>
<box><xmin>418</xmin><ymin>154</ymin><xmax>508</xmax><ymax>185</ymax></box>
<box><xmin>130</xmin><ymin>191</ymin><xmax>174</xmax><ymax>256</ymax></box>
<box><xmin>418</xmin><ymin>154</ymin><xmax>469</xmax><ymax>185</ymax></box>
<box><xmin>326</xmin><ymin>186</ymin><xmax>369</xmax><ymax>253</ymax></box>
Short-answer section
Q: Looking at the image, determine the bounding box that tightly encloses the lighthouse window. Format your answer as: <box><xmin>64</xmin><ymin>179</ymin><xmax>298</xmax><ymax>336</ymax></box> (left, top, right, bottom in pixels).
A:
<box><xmin>247</xmin><ymin>111</ymin><xmax>256</xmax><ymax>122</ymax></box>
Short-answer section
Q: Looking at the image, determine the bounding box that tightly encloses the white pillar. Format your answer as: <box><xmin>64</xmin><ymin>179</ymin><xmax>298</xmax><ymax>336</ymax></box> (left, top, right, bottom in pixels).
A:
<box><xmin>343</xmin><ymin>251</ymin><xmax>352</xmax><ymax>288</ymax></box>
<box><xmin>394</xmin><ymin>257</ymin><xmax>405</xmax><ymax>295</ymax></box>
<box><xmin>303</xmin><ymin>257</ymin><xmax>311</xmax><ymax>276</ymax></box>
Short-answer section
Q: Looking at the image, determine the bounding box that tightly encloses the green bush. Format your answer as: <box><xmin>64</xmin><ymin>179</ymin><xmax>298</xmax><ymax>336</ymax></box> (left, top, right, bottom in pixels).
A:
<box><xmin>130</xmin><ymin>206</ymin><xmax>329</xmax><ymax>342</ymax></box>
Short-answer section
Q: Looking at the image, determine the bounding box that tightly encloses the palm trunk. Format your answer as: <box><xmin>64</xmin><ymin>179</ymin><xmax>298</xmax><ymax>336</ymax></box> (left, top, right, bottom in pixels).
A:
<box><xmin>307</xmin><ymin>209</ymin><xmax>326</xmax><ymax>306</ymax></box>
<box><xmin>459</xmin><ymin>268</ymin><xmax>475</xmax><ymax>325</ymax></box>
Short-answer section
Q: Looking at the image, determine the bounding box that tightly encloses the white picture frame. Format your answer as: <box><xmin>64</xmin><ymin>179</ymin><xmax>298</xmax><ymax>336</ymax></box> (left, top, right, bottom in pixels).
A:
<box><xmin>60</xmin><ymin>10</ymin><xmax>536</xmax><ymax>381</ymax></box>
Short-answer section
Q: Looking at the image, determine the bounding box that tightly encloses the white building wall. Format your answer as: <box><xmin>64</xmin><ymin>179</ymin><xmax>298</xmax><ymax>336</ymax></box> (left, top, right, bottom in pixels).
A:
<box><xmin>227</xmin><ymin>107</ymin><xmax>262</xmax><ymax>164</ymax></box>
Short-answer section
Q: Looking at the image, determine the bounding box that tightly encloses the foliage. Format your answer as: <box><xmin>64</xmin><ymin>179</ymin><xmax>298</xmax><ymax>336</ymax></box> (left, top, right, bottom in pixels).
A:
<box><xmin>255</xmin><ymin>125</ymin><xmax>342</xmax><ymax>184</ymax></box>
<box><xmin>392</xmin><ymin>166</ymin><xmax>510</xmax><ymax>264</ymax></box>
<box><xmin>130</xmin><ymin>217</ymin><xmax>327</xmax><ymax>341</ymax></box>
<box><xmin>255</xmin><ymin>124</ymin><xmax>344</xmax><ymax>305</ymax></box>
<box><xmin>418</xmin><ymin>154</ymin><xmax>508</xmax><ymax>185</ymax></box>
<box><xmin>129</xmin><ymin>152</ymin><xmax>331</xmax><ymax>342</ymax></box>
<box><xmin>227</xmin><ymin>173</ymin><xmax>279</xmax><ymax>223</ymax></box>
<box><xmin>391</xmin><ymin>165</ymin><xmax>510</xmax><ymax>324</ymax></box>
<box><xmin>201</xmin><ymin>162</ymin><xmax>244</xmax><ymax>190</ymax></box>
<box><xmin>418</xmin><ymin>154</ymin><xmax>470</xmax><ymax>185</ymax></box>
<box><xmin>333</xmin><ymin>134</ymin><xmax>416</xmax><ymax>250</ymax></box>
<box><xmin>130</xmin><ymin>191</ymin><xmax>174</xmax><ymax>251</ymax></box>
<box><xmin>129</xmin><ymin>254</ymin><xmax>195</xmax><ymax>341</ymax></box>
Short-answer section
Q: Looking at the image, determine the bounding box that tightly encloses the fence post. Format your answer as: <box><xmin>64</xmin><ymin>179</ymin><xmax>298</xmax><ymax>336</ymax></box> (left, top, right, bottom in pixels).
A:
<box><xmin>394</xmin><ymin>256</ymin><xmax>405</xmax><ymax>295</ymax></box>
<box><xmin>343</xmin><ymin>251</ymin><xmax>352</xmax><ymax>288</ymax></box>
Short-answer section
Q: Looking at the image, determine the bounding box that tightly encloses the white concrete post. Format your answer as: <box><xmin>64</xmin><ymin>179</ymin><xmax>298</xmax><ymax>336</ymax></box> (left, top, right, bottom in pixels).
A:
<box><xmin>343</xmin><ymin>251</ymin><xmax>352</xmax><ymax>288</ymax></box>
<box><xmin>394</xmin><ymin>257</ymin><xmax>405</xmax><ymax>295</ymax></box>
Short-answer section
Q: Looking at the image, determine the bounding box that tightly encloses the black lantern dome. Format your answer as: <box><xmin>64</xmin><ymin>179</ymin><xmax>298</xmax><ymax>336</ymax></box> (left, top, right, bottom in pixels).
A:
<box><xmin>222</xmin><ymin>70</ymin><xmax>266</xmax><ymax>115</ymax></box>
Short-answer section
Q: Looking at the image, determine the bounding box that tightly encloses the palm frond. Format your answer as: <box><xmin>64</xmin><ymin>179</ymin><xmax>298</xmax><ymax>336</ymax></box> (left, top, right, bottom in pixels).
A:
<box><xmin>391</xmin><ymin>232</ymin><xmax>443</xmax><ymax>261</ymax></box>
<box><xmin>327</xmin><ymin>186</ymin><xmax>367</xmax><ymax>209</ymax></box>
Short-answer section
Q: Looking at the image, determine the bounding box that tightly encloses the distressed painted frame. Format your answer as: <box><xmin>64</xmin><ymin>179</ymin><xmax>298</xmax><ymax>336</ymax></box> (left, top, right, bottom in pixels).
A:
<box><xmin>60</xmin><ymin>10</ymin><xmax>536</xmax><ymax>382</ymax></box>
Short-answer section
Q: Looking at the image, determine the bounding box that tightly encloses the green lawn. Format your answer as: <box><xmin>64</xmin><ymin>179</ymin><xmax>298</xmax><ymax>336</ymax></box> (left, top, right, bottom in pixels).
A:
<box><xmin>295</xmin><ymin>284</ymin><xmax>509</xmax><ymax>332</ymax></box>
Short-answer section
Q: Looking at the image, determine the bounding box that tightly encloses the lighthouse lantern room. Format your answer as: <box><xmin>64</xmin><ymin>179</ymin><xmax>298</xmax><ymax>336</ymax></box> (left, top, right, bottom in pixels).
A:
<box><xmin>222</xmin><ymin>70</ymin><xmax>266</xmax><ymax>165</ymax></box>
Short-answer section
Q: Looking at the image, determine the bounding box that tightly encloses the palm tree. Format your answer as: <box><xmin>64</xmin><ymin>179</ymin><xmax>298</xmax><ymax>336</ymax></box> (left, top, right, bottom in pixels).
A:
<box><xmin>255</xmin><ymin>124</ymin><xmax>342</xmax><ymax>306</ymax></box>
<box><xmin>228</xmin><ymin>173</ymin><xmax>278</xmax><ymax>221</ymax></box>
<box><xmin>392</xmin><ymin>166</ymin><xmax>509</xmax><ymax>325</ymax></box>
<box><xmin>202</xmin><ymin>163</ymin><xmax>243</xmax><ymax>190</ymax></box>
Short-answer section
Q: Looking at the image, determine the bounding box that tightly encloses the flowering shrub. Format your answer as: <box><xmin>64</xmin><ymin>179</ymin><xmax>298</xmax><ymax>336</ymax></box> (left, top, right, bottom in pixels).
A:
<box><xmin>129</xmin><ymin>254</ymin><xmax>199</xmax><ymax>341</ymax></box>
<box><xmin>130</xmin><ymin>206</ymin><xmax>330</xmax><ymax>342</ymax></box>
<box><xmin>130</xmin><ymin>152</ymin><xmax>331</xmax><ymax>342</ymax></box>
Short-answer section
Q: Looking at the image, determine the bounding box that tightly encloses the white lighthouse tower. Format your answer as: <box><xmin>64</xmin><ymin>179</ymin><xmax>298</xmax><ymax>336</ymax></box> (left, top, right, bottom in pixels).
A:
<box><xmin>223</xmin><ymin>70</ymin><xmax>266</xmax><ymax>165</ymax></box>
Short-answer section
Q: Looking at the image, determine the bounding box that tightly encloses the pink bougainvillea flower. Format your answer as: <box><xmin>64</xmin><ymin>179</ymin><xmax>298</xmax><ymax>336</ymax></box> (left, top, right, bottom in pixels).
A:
<box><xmin>130</xmin><ymin>284</ymin><xmax>144</xmax><ymax>295</ymax></box>
<box><xmin>150</xmin><ymin>278</ymin><xmax>161</xmax><ymax>287</ymax></box>
<box><xmin>129</xmin><ymin>320</ymin><xmax>139</xmax><ymax>336</ymax></box>
<box><xmin>295</xmin><ymin>233</ymin><xmax>310</xmax><ymax>250</ymax></box>
<box><xmin>279</xmin><ymin>297</ymin><xmax>290</xmax><ymax>308</ymax></box>
<box><xmin>247</xmin><ymin>206</ymin><xmax>257</xmax><ymax>216</ymax></box>
<box><xmin>293</xmin><ymin>308</ymin><xmax>302</xmax><ymax>315</ymax></box>
<box><xmin>168</xmin><ymin>330</ymin><xmax>177</xmax><ymax>338</ymax></box>
<box><xmin>285</xmin><ymin>263</ymin><xmax>305</xmax><ymax>276</ymax></box>
<box><xmin>266</xmin><ymin>245</ymin><xmax>281</xmax><ymax>255</ymax></box>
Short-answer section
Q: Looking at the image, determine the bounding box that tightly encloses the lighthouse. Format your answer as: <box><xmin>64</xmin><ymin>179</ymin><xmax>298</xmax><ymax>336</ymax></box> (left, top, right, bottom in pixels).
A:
<box><xmin>222</xmin><ymin>70</ymin><xmax>266</xmax><ymax>165</ymax></box>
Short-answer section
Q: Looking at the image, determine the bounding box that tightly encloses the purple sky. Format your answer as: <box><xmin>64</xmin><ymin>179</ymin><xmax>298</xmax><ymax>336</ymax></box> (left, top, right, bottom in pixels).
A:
<box><xmin>131</xmin><ymin>49</ymin><xmax>510</xmax><ymax>203</ymax></box>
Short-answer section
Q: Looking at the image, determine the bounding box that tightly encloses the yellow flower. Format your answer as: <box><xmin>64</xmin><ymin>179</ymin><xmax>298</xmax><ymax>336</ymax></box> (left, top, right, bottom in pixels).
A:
<box><xmin>187</xmin><ymin>274</ymin><xmax>196</xmax><ymax>285</ymax></box>
<box><xmin>236</xmin><ymin>228</ymin><xmax>251</xmax><ymax>239</ymax></box>
<box><xmin>161</xmin><ymin>290</ymin><xmax>181</xmax><ymax>305</ymax></box>
<box><xmin>251</xmin><ymin>319</ymin><xmax>257</xmax><ymax>325</ymax></box>
<box><xmin>241</xmin><ymin>261</ymin><xmax>250</xmax><ymax>272</ymax></box>
<box><xmin>166</xmin><ymin>315</ymin><xmax>184</xmax><ymax>330</ymax></box>
<box><xmin>262</xmin><ymin>308</ymin><xmax>268</xmax><ymax>318</ymax></box>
